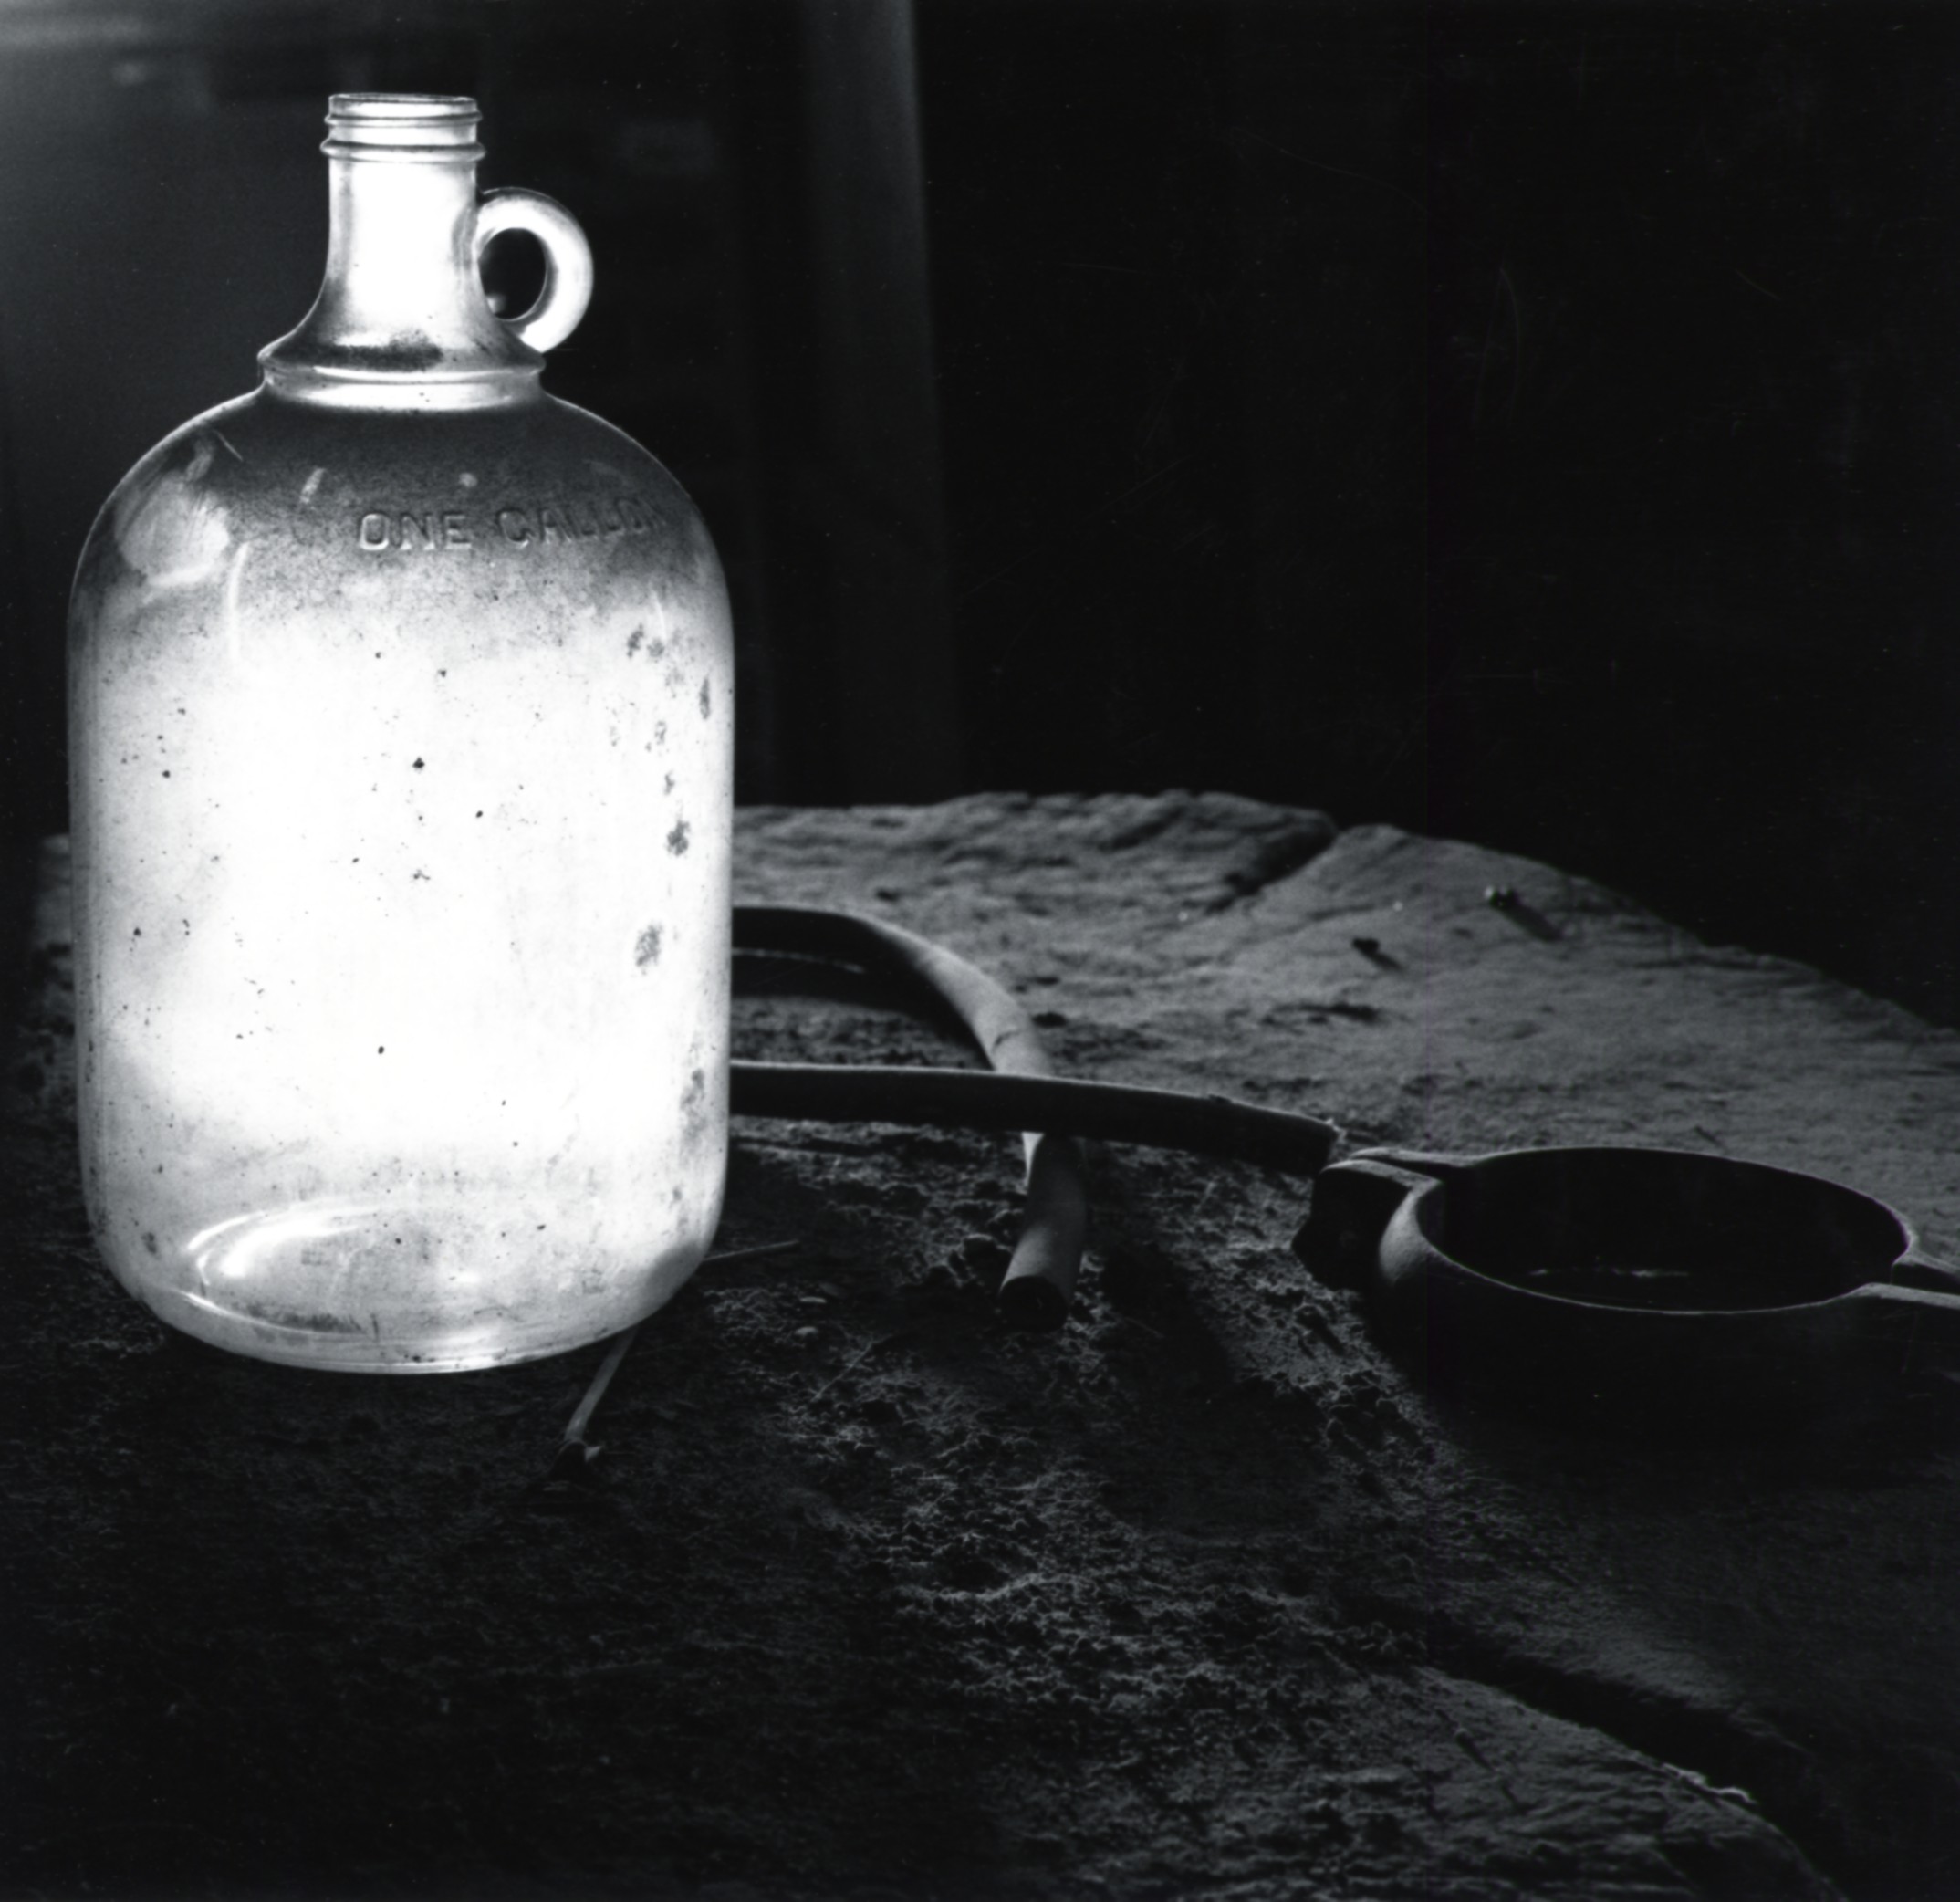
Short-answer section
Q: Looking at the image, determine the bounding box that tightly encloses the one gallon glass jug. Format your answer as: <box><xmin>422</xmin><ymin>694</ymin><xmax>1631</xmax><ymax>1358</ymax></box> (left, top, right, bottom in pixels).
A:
<box><xmin>67</xmin><ymin>94</ymin><xmax>734</xmax><ymax>1371</ymax></box>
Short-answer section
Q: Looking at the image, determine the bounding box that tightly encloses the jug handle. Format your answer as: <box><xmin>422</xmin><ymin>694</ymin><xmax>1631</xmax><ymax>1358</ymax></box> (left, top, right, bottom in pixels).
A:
<box><xmin>474</xmin><ymin>188</ymin><xmax>595</xmax><ymax>355</ymax></box>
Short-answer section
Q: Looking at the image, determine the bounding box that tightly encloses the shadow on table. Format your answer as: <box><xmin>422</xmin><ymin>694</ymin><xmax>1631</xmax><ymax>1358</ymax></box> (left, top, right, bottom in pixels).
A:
<box><xmin>1385</xmin><ymin>1374</ymin><xmax>1960</xmax><ymax>1902</ymax></box>
<box><xmin>0</xmin><ymin>1134</ymin><xmax>1037</xmax><ymax>1899</ymax></box>
<box><xmin>1006</xmin><ymin>1143</ymin><xmax>1960</xmax><ymax>1902</ymax></box>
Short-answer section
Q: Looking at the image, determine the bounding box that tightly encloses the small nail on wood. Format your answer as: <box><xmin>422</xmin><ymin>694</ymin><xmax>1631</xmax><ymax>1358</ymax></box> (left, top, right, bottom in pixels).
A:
<box><xmin>1484</xmin><ymin>885</ymin><xmax>1562</xmax><ymax>941</ymax></box>
<box><xmin>547</xmin><ymin>1238</ymin><xmax>800</xmax><ymax>1479</ymax></box>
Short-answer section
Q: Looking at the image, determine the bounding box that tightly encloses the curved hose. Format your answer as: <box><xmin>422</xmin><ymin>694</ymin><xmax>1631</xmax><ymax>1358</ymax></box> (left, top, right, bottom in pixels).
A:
<box><xmin>732</xmin><ymin>905</ymin><xmax>1088</xmax><ymax>1328</ymax></box>
<box><xmin>729</xmin><ymin>906</ymin><xmax>1339</xmax><ymax>1329</ymax></box>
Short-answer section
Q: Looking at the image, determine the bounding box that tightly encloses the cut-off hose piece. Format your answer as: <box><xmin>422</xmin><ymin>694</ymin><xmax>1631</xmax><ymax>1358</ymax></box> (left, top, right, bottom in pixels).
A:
<box><xmin>730</xmin><ymin>906</ymin><xmax>1340</xmax><ymax>1329</ymax></box>
<box><xmin>733</xmin><ymin>905</ymin><xmax>1089</xmax><ymax>1329</ymax></box>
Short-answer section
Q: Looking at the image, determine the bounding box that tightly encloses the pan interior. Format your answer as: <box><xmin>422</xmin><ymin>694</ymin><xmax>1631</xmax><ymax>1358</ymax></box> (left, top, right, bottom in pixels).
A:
<box><xmin>1419</xmin><ymin>1149</ymin><xmax>1907</xmax><ymax>1312</ymax></box>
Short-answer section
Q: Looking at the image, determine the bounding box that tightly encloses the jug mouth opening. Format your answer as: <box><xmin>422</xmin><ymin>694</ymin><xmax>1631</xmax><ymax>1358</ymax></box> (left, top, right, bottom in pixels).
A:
<box><xmin>325</xmin><ymin>94</ymin><xmax>483</xmax><ymax>162</ymax></box>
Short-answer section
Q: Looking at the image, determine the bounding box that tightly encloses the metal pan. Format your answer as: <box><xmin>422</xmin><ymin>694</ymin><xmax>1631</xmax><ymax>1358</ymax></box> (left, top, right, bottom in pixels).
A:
<box><xmin>1294</xmin><ymin>1146</ymin><xmax>1960</xmax><ymax>1419</ymax></box>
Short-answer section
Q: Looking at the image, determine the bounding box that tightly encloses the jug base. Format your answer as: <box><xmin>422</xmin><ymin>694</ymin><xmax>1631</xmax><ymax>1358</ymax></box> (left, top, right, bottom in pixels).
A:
<box><xmin>121</xmin><ymin>1240</ymin><xmax>704</xmax><ymax>1373</ymax></box>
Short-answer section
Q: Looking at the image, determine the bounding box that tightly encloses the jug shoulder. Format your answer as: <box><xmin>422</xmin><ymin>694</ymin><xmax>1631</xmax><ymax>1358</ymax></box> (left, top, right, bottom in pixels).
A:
<box><xmin>73</xmin><ymin>389</ymin><xmax>725</xmax><ymax>641</ymax></box>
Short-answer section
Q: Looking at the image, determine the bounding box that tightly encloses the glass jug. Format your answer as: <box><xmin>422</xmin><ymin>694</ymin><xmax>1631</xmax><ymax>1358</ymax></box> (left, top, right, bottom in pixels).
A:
<box><xmin>67</xmin><ymin>95</ymin><xmax>734</xmax><ymax>1371</ymax></box>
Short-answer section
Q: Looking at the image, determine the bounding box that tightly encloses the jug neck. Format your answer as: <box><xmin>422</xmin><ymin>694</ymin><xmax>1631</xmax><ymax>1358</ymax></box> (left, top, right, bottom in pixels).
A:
<box><xmin>260</xmin><ymin>96</ymin><xmax>541</xmax><ymax>411</ymax></box>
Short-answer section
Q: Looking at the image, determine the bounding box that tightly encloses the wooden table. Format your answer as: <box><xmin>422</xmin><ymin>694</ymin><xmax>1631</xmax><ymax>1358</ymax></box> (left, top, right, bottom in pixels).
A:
<box><xmin>3</xmin><ymin>792</ymin><xmax>1955</xmax><ymax>1900</ymax></box>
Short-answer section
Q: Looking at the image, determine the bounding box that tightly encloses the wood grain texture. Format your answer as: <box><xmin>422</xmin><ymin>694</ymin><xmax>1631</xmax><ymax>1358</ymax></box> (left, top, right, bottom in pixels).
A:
<box><xmin>4</xmin><ymin>792</ymin><xmax>1955</xmax><ymax>1898</ymax></box>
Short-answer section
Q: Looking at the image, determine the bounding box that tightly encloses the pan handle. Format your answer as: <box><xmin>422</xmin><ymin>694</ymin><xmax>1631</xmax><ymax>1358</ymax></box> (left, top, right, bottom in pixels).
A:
<box><xmin>1291</xmin><ymin>1150</ymin><xmax>1466</xmax><ymax>1290</ymax></box>
<box><xmin>1858</xmin><ymin>1248</ymin><xmax>1960</xmax><ymax>1374</ymax></box>
<box><xmin>1892</xmin><ymin>1246</ymin><xmax>1960</xmax><ymax>1298</ymax></box>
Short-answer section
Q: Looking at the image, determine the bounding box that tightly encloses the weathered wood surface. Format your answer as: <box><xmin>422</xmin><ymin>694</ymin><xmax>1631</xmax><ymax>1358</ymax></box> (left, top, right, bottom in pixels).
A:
<box><xmin>3</xmin><ymin>791</ymin><xmax>1956</xmax><ymax>1899</ymax></box>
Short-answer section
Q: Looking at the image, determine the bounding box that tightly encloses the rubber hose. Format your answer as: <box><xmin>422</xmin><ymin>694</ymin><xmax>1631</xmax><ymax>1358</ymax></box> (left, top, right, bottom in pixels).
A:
<box><xmin>732</xmin><ymin>905</ymin><xmax>1089</xmax><ymax>1328</ymax></box>
<box><xmin>729</xmin><ymin>906</ymin><xmax>1340</xmax><ymax>1329</ymax></box>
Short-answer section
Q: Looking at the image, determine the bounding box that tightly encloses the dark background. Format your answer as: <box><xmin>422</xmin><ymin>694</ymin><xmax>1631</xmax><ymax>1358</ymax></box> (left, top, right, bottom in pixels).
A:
<box><xmin>4</xmin><ymin>0</ymin><xmax>1960</xmax><ymax>1020</ymax></box>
